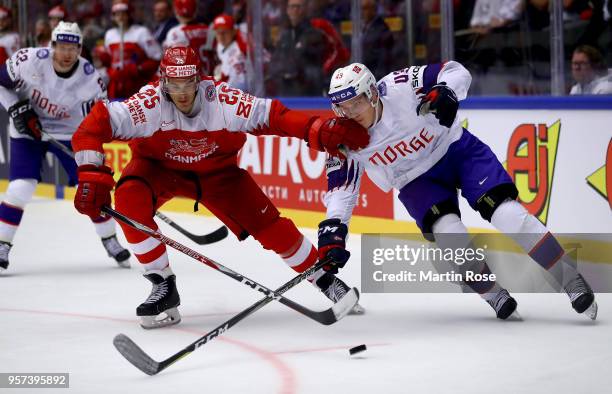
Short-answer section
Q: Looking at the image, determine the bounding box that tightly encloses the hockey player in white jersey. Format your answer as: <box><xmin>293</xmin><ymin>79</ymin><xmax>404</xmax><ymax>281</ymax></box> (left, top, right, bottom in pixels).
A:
<box><xmin>322</xmin><ymin>62</ymin><xmax>598</xmax><ymax>320</ymax></box>
<box><xmin>0</xmin><ymin>21</ymin><xmax>131</xmax><ymax>273</ymax></box>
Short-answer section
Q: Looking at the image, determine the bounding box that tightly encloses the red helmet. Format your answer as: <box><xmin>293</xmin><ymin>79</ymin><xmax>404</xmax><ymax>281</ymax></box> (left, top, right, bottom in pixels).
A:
<box><xmin>111</xmin><ymin>0</ymin><xmax>131</xmax><ymax>13</ymax></box>
<box><xmin>173</xmin><ymin>0</ymin><xmax>197</xmax><ymax>19</ymax></box>
<box><xmin>48</xmin><ymin>5</ymin><xmax>67</xmax><ymax>19</ymax></box>
<box><xmin>213</xmin><ymin>14</ymin><xmax>235</xmax><ymax>30</ymax></box>
<box><xmin>0</xmin><ymin>6</ymin><xmax>11</xmax><ymax>19</ymax></box>
<box><xmin>160</xmin><ymin>46</ymin><xmax>201</xmax><ymax>93</ymax></box>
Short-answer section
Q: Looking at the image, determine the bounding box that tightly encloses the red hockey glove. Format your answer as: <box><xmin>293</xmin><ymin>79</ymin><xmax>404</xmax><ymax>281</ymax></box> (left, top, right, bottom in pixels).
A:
<box><xmin>308</xmin><ymin>117</ymin><xmax>370</xmax><ymax>158</ymax></box>
<box><xmin>74</xmin><ymin>165</ymin><xmax>115</xmax><ymax>219</ymax></box>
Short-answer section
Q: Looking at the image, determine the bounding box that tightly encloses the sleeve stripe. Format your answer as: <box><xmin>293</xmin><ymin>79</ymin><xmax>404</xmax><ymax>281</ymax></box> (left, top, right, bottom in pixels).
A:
<box><xmin>422</xmin><ymin>63</ymin><xmax>444</xmax><ymax>92</ymax></box>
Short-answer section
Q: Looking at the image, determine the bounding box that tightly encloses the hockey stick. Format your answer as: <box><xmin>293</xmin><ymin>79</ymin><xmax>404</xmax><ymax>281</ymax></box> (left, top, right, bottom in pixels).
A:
<box><xmin>42</xmin><ymin>131</ymin><xmax>228</xmax><ymax>245</ymax></box>
<box><xmin>154</xmin><ymin>211</ymin><xmax>228</xmax><ymax>245</ymax></box>
<box><xmin>102</xmin><ymin>206</ymin><xmax>359</xmax><ymax>326</ymax></box>
<box><xmin>114</xmin><ymin>257</ymin><xmax>331</xmax><ymax>375</ymax></box>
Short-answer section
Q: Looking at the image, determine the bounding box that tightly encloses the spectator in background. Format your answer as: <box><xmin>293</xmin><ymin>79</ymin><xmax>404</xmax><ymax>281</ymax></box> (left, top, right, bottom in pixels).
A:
<box><xmin>213</xmin><ymin>14</ymin><xmax>248</xmax><ymax>91</ymax></box>
<box><xmin>470</xmin><ymin>0</ymin><xmax>524</xmax><ymax>33</ymax></box>
<box><xmin>164</xmin><ymin>0</ymin><xmax>217</xmax><ymax>77</ymax></box>
<box><xmin>152</xmin><ymin>0</ymin><xmax>178</xmax><ymax>45</ymax></box>
<box><xmin>570</xmin><ymin>45</ymin><xmax>612</xmax><ymax>94</ymax></box>
<box><xmin>105</xmin><ymin>0</ymin><xmax>162</xmax><ymax>99</ymax></box>
<box><xmin>269</xmin><ymin>0</ymin><xmax>327</xmax><ymax>96</ymax></box>
<box><xmin>232</xmin><ymin>0</ymin><xmax>248</xmax><ymax>36</ymax></box>
<box><xmin>308</xmin><ymin>0</ymin><xmax>351</xmax><ymax>78</ymax></box>
<box><xmin>33</xmin><ymin>18</ymin><xmax>52</xmax><ymax>47</ymax></box>
<box><xmin>48</xmin><ymin>5</ymin><xmax>67</xmax><ymax>30</ymax></box>
<box><xmin>92</xmin><ymin>44</ymin><xmax>111</xmax><ymax>86</ymax></box>
<box><xmin>361</xmin><ymin>0</ymin><xmax>394</xmax><ymax>79</ymax></box>
<box><xmin>0</xmin><ymin>6</ymin><xmax>20</xmax><ymax>65</ymax></box>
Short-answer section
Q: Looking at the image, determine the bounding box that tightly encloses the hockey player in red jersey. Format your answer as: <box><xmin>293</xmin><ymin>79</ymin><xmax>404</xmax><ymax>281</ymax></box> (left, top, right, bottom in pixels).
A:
<box><xmin>0</xmin><ymin>6</ymin><xmax>20</xmax><ymax>65</ymax></box>
<box><xmin>163</xmin><ymin>0</ymin><xmax>217</xmax><ymax>77</ymax></box>
<box><xmin>105</xmin><ymin>0</ymin><xmax>162</xmax><ymax>99</ymax></box>
<box><xmin>72</xmin><ymin>46</ymin><xmax>369</xmax><ymax>329</ymax></box>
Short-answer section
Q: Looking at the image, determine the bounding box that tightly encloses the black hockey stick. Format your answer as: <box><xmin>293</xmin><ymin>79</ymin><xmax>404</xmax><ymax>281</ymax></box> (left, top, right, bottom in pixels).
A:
<box><xmin>42</xmin><ymin>131</ymin><xmax>228</xmax><ymax>245</ymax></box>
<box><xmin>113</xmin><ymin>257</ymin><xmax>331</xmax><ymax>375</ymax></box>
<box><xmin>154</xmin><ymin>211</ymin><xmax>228</xmax><ymax>245</ymax></box>
<box><xmin>102</xmin><ymin>206</ymin><xmax>359</xmax><ymax>326</ymax></box>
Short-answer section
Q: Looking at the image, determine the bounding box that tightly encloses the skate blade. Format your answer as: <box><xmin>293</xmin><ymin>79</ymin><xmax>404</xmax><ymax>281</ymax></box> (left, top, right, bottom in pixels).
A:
<box><xmin>349</xmin><ymin>303</ymin><xmax>366</xmax><ymax>315</ymax></box>
<box><xmin>140</xmin><ymin>308</ymin><xmax>181</xmax><ymax>330</ymax></box>
<box><xmin>116</xmin><ymin>259</ymin><xmax>131</xmax><ymax>269</ymax></box>
<box><xmin>506</xmin><ymin>310</ymin><xmax>523</xmax><ymax>321</ymax></box>
<box><xmin>583</xmin><ymin>301</ymin><xmax>598</xmax><ymax>321</ymax></box>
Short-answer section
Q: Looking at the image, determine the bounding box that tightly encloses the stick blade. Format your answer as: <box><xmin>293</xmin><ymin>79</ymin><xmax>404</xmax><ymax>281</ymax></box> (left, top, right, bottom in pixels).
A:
<box><xmin>192</xmin><ymin>226</ymin><xmax>228</xmax><ymax>245</ymax></box>
<box><xmin>113</xmin><ymin>334</ymin><xmax>160</xmax><ymax>376</ymax></box>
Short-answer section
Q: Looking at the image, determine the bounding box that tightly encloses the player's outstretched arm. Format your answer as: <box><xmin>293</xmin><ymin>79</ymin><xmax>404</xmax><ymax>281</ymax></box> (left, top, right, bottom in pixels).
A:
<box><xmin>217</xmin><ymin>83</ymin><xmax>370</xmax><ymax>156</ymax></box>
<box><xmin>72</xmin><ymin>101</ymin><xmax>114</xmax><ymax>167</ymax></box>
<box><xmin>266</xmin><ymin>100</ymin><xmax>370</xmax><ymax>157</ymax></box>
<box><xmin>317</xmin><ymin>155</ymin><xmax>363</xmax><ymax>273</ymax></box>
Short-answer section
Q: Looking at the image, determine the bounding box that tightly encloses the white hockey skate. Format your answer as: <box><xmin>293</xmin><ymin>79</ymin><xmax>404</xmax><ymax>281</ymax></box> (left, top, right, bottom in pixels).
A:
<box><xmin>316</xmin><ymin>272</ymin><xmax>365</xmax><ymax>315</ymax></box>
<box><xmin>137</xmin><ymin>269</ymin><xmax>182</xmax><ymax>329</ymax></box>
<box><xmin>101</xmin><ymin>235</ymin><xmax>131</xmax><ymax>268</ymax></box>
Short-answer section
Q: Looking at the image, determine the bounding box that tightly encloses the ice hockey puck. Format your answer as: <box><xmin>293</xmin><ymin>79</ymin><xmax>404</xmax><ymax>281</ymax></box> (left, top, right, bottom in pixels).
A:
<box><xmin>349</xmin><ymin>344</ymin><xmax>367</xmax><ymax>355</ymax></box>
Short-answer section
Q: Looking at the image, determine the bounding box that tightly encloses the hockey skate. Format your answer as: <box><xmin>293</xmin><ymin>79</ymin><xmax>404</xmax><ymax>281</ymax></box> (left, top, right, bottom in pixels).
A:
<box><xmin>137</xmin><ymin>269</ymin><xmax>181</xmax><ymax>329</ymax></box>
<box><xmin>315</xmin><ymin>271</ymin><xmax>365</xmax><ymax>315</ymax></box>
<box><xmin>564</xmin><ymin>273</ymin><xmax>597</xmax><ymax>320</ymax></box>
<box><xmin>486</xmin><ymin>288</ymin><xmax>519</xmax><ymax>320</ymax></box>
<box><xmin>101</xmin><ymin>235</ymin><xmax>131</xmax><ymax>268</ymax></box>
<box><xmin>0</xmin><ymin>241</ymin><xmax>11</xmax><ymax>273</ymax></box>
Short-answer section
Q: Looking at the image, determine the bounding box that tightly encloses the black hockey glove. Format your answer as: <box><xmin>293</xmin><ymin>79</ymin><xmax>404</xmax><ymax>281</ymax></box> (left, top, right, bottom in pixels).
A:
<box><xmin>8</xmin><ymin>100</ymin><xmax>43</xmax><ymax>140</ymax></box>
<box><xmin>317</xmin><ymin>218</ymin><xmax>350</xmax><ymax>275</ymax></box>
<box><xmin>416</xmin><ymin>82</ymin><xmax>459</xmax><ymax>128</ymax></box>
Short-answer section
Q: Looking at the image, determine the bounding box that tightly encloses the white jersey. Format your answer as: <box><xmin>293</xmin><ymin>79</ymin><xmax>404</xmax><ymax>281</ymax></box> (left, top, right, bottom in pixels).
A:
<box><xmin>470</xmin><ymin>0</ymin><xmax>523</xmax><ymax>27</ymax></box>
<box><xmin>0</xmin><ymin>47</ymin><xmax>107</xmax><ymax>141</ymax></box>
<box><xmin>569</xmin><ymin>72</ymin><xmax>612</xmax><ymax>95</ymax></box>
<box><xmin>324</xmin><ymin>61</ymin><xmax>472</xmax><ymax>223</ymax></box>
<box><xmin>0</xmin><ymin>31</ymin><xmax>20</xmax><ymax>64</ymax></box>
<box><xmin>216</xmin><ymin>40</ymin><xmax>247</xmax><ymax>91</ymax></box>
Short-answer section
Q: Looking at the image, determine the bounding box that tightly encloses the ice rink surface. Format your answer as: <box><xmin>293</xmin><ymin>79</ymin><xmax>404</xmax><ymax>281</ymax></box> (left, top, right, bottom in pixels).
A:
<box><xmin>1</xmin><ymin>199</ymin><xmax>610</xmax><ymax>393</ymax></box>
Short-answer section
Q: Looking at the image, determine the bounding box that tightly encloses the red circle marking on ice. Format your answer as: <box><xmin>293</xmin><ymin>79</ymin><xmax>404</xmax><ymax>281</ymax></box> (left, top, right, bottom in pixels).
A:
<box><xmin>0</xmin><ymin>308</ymin><xmax>298</xmax><ymax>394</ymax></box>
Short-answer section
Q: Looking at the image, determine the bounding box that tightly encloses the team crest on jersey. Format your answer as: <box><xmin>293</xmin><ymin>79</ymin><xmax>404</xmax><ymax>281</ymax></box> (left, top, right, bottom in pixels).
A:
<box><xmin>167</xmin><ymin>138</ymin><xmax>219</xmax><ymax>157</ymax></box>
<box><xmin>36</xmin><ymin>48</ymin><xmax>49</xmax><ymax>59</ymax></box>
<box><xmin>83</xmin><ymin>62</ymin><xmax>95</xmax><ymax>75</ymax></box>
<box><xmin>205</xmin><ymin>85</ymin><xmax>216</xmax><ymax>102</ymax></box>
<box><xmin>377</xmin><ymin>81</ymin><xmax>387</xmax><ymax>97</ymax></box>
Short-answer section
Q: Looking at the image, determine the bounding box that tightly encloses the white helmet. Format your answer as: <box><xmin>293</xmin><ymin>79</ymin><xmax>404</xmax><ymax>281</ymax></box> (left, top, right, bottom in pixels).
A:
<box><xmin>328</xmin><ymin>63</ymin><xmax>377</xmax><ymax>116</ymax></box>
<box><xmin>51</xmin><ymin>21</ymin><xmax>82</xmax><ymax>46</ymax></box>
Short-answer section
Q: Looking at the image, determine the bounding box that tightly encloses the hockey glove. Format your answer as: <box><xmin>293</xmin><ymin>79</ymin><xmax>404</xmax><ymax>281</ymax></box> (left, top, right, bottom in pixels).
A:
<box><xmin>74</xmin><ymin>165</ymin><xmax>115</xmax><ymax>219</ymax></box>
<box><xmin>416</xmin><ymin>82</ymin><xmax>459</xmax><ymax>128</ymax></box>
<box><xmin>317</xmin><ymin>218</ymin><xmax>350</xmax><ymax>274</ymax></box>
<box><xmin>308</xmin><ymin>117</ymin><xmax>370</xmax><ymax>158</ymax></box>
<box><xmin>8</xmin><ymin>100</ymin><xmax>43</xmax><ymax>140</ymax></box>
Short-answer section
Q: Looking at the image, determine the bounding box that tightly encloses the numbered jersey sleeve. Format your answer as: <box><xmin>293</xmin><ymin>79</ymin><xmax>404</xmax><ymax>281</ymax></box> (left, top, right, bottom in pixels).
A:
<box><xmin>0</xmin><ymin>47</ymin><xmax>31</xmax><ymax>109</ymax></box>
<box><xmin>401</xmin><ymin>60</ymin><xmax>471</xmax><ymax>100</ymax></box>
<box><xmin>73</xmin><ymin>84</ymin><xmax>161</xmax><ymax>166</ymax></box>
<box><xmin>323</xmin><ymin>155</ymin><xmax>363</xmax><ymax>224</ymax></box>
<box><xmin>215</xmin><ymin>82</ymin><xmax>316</xmax><ymax>140</ymax></box>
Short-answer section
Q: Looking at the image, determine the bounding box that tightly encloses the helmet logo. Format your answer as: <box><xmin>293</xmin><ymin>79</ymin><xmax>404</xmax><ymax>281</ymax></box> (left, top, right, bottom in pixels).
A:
<box><xmin>352</xmin><ymin>65</ymin><xmax>362</xmax><ymax>73</ymax></box>
<box><xmin>165</xmin><ymin>65</ymin><xmax>197</xmax><ymax>77</ymax></box>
